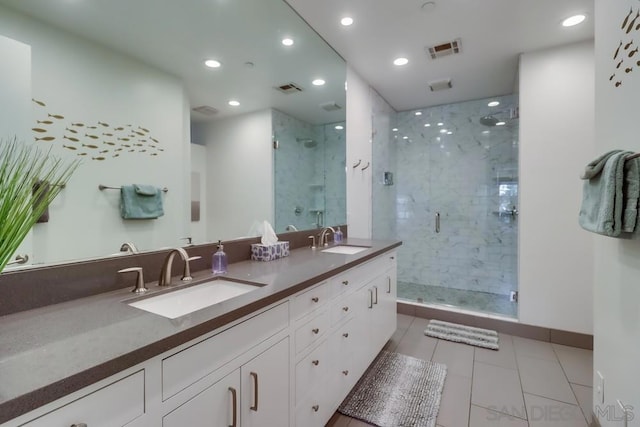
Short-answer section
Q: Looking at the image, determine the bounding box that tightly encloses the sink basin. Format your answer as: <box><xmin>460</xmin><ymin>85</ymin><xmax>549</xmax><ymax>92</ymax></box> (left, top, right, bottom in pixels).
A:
<box><xmin>321</xmin><ymin>245</ymin><xmax>370</xmax><ymax>255</ymax></box>
<box><xmin>128</xmin><ymin>279</ymin><xmax>263</xmax><ymax>319</ymax></box>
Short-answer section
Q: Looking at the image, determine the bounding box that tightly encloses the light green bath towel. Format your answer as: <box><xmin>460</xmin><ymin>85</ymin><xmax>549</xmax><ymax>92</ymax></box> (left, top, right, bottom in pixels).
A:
<box><xmin>579</xmin><ymin>150</ymin><xmax>632</xmax><ymax>237</ymax></box>
<box><xmin>120</xmin><ymin>184</ymin><xmax>164</xmax><ymax>219</ymax></box>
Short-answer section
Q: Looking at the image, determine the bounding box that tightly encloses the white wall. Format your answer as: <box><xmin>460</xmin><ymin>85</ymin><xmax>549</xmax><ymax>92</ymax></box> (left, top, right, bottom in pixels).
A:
<box><xmin>190</xmin><ymin>144</ymin><xmax>208</xmax><ymax>243</ymax></box>
<box><xmin>0</xmin><ymin>6</ymin><xmax>191</xmax><ymax>264</ymax></box>
<box><xmin>346</xmin><ymin>65</ymin><xmax>373</xmax><ymax>238</ymax></box>
<box><xmin>518</xmin><ymin>41</ymin><xmax>595</xmax><ymax>335</ymax></box>
<box><xmin>594</xmin><ymin>1</ymin><xmax>640</xmax><ymax>424</ymax></box>
<box><xmin>197</xmin><ymin>109</ymin><xmax>273</xmax><ymax>241</ymax></box>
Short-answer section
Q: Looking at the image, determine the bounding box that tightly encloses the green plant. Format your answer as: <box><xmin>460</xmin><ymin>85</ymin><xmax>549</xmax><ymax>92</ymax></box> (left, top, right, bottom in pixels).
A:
<box><xmin>0</xmin><ymin>137</ymin><xmax>79</xmax><ymax>272</ymax></box>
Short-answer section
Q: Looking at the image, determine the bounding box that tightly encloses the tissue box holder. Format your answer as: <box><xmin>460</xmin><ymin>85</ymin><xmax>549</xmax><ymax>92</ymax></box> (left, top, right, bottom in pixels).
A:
<box><xmin>251</xmin><ymin>241</ymin><xmax>290</xmax><ymax>262</ymax></box>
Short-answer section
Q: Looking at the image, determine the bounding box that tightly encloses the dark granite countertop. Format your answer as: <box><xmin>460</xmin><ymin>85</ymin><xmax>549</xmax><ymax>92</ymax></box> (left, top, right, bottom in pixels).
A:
<box><xmin>0</xmin><ymin>238</ymin><xmax>401</xmax><ymax>423</ymax></box>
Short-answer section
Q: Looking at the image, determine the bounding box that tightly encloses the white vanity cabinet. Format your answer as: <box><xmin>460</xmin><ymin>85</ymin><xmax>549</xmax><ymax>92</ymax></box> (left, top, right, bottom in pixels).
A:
<box><xmin>163</xmin><ymin>337</ymin><xmax>289</xmax><ymax>427</ymax></box>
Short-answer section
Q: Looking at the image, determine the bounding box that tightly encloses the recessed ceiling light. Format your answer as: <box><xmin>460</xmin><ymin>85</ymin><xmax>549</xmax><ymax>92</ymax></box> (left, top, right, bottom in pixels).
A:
<box><xmin>415</xmin><ymin>111</ymin><xmax>422</xmax><ymax>116</ymax></box>
<box><xmin>393</xmin><ymin>57</ymin><xmax>409</xmax><ymax>66</ymax></box>
<box><xmin>437</xmin><ymin>122</ymin><xmax>444</xmax><ymax>126</ymax></box>
<box><xmin>312</xmin><ymin>79</ymin><xmax>326</xmax><ymax>86</ymax></box>
<box><xmin>341</xmin><ymin>17</ymin><xmax>354</xmax><ymax>26</ymax></box>
<box><xmin>335</xmin><ymin>125</ymin><xmax>344</xmax><ymax>130</ymax></box>
<box><xmin>439</xmin><ymin>129</ymin><xmax>447</xmax><ymax>134</ymax></box>
<box><xmin>487</xmin><ymin>101</ymin><xmax>500</xmax><ymax>107</ymax></box>
<box><xmin>482</xmin><ymin>130</ymin><xmax>490</xmax><ymax>134</ymax></box>
<box><xmin>392</xmin><ymin>128</ymin><xmax>399</xmax><ymax>132</ymax></box>
<box><xmin>447</xmin><ymin>131</ymin><xmax>453</xmax><ymax>135</ymax></box>
<box><xmin>204</xmin><ymin>59</ymin><xmax>221</xmax><ymax>68</ymax></box>
<box><xmin>424</xmin><ymin>123</ymin><xmax>431</xmax><ymax>127</ymax></box>
<box><xmin>282</xmin><ymin>38</ymin><xmax>294</xmax><ymax>46</ymax></box>
<box><xmin>562</xmin><ymin>14</ymin><xmax>586</xmax><ymax>27</ymax></box>
<box><xmin>228</xmin><ymin>100</ymin><xmax>240</xmax><ymax>106</ymax></box>
<box><xmin>402</xmin><ymin>136</ymin><xmax>409</xmax><ymax>140</ymax></box>
<box><xmin>496</xmin><ymin>121</ymin><xmax>506</xmax><ymax>126</ymax></box>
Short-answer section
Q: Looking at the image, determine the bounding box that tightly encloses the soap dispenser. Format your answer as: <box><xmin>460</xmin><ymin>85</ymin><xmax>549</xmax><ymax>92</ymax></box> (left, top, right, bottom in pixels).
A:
<box><xmin>334</xmin><ymin>227</ymin><xmax>343</xmax><ymax>244</ymax></box>
<box><xmin>212</xmin><ymin>240</ymin><xmax>228</xmax><ymax>274</ymax></box>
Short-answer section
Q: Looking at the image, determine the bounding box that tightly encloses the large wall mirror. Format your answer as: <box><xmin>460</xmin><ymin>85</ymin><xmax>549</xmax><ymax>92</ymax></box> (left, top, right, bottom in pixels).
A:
<box><xmin>0</xmin><ymin>0</ymin><xmax>346</xmax><ymax>269</ymax></box>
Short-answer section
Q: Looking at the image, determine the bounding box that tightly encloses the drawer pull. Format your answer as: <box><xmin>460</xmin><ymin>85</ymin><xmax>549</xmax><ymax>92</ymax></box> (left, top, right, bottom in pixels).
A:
<box><xmin>250</xmin><ymin>372</ymin><xmax>259</xmax><ymax>411</ymax></box>
<box><xmin>342</xmin><ymin>332</ymin><xmax>349</xmax><ymax>338</ymax></box>
<box><xmin>229</xmin><ymin>387</ymin><xmax>238</xmax><ymax>427</ymax></box>
<box><xmin>342</xmin><ymin>306</ymin><xmax>349</xmax><ymax>312</ymax></box>
<box><xmin>311</xmin><ymin>297</ymin><xmax>319</xmax><ymax>303</ymax></box>
<box><xmin>312</xmin><ymin>328</ymin><xmax>320</xmax><ymax>334</ymax></box>
<box><xmin>342</xmin><ymin>370</ymin><xmax>349</xmax><ymax>376</ymax></box>
<box><xmin>312</xmin><ymin>359</ymin><xmax>320</xmax><ymax>366</ymax></box>
<box><xmin>312</xmin><ymin>405</ymin><xmax>320</xmax><ymax>412</ymax></box>
<box><xmin>71</xmin><ymin>424</ymin><xmax>88</xmax><ymax>427</ymax></box>
<box><xmin>342</xmin><ymin>280</ymin><xmax>349</xmax><ymax>286</ymax></box>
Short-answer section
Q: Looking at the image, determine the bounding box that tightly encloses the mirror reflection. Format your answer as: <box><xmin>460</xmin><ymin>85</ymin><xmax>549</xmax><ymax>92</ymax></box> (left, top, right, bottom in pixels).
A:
<box><xmin>0</xmin><ymin>0</ymin><xmax>347</xmax><ymax>268</ymax></box>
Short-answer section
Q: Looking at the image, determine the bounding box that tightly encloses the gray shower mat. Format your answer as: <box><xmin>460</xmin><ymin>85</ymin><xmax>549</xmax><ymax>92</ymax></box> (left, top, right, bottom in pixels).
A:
<box><xmin>425</xmin><ymin>319</ymin><xmax>499</xmax><ymax>350</ymax></box>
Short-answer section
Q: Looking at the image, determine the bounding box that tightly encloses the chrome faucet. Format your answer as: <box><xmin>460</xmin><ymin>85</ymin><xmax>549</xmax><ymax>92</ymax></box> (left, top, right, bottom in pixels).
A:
<box><xmin>318</xmin><ymin>226</ymin><xmax>336</xmax><ymax>247</ymax></box>
<box><xmin>120</xmin><ymin>242</ymin><xmax>139</xmax><ymax>254</ymax></box>
<box><xmin>158</xmin><ymin>247</ymin><xmax>201</xmax><ymax>286</ymax></box>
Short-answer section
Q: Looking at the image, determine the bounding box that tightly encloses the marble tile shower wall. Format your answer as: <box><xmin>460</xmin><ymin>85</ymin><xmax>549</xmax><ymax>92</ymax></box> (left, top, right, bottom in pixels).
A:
<box><xmin>273</xmin><ymin>109</ymin><xmax>346</xmax><ymax>233</ymax></box>
<box><xmin>392</xmin><ymin>95</ymin><xmax>519</xmax><ymax>296</ymax></box>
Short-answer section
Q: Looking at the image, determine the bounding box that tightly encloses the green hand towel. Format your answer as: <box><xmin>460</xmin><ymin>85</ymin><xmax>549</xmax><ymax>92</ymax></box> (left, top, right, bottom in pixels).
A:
<box><xmin>579</xmin><ymin>150</ymin><xmax>632</xmax><ymax>236</ymax></box>
<box><xmin>623</xmin><ymin>156</ymin><xmax>640</xmax><ymax>233</ymax></box>
<box><xmin>120</xmin><ymin>184</ymin><xmax>164</xmax><ymax>219</ymax></box>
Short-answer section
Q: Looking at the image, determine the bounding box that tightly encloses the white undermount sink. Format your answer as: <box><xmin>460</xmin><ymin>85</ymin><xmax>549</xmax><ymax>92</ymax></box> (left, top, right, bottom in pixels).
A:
<box><xmin>321</xmin><ymin>245</ymin><xmax>370</xmax><ymax>255</ymax></box>
<box><xmin>128</xmin><ymin>279</ymin><xmax>263</xmax><ymax>319</ymax></box>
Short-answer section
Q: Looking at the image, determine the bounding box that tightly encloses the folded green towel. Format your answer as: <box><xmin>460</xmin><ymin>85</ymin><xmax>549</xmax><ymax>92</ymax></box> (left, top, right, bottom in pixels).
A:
<box><xmin>579</xmin><ymin>150</ymin><xmax>633</xmax><ymax>236</ymax></box>
<box><xmin>623</xmin><ymin>157</ymin><xmax>640</xmax><ymax>233</ymax></box>
<box><xmin>120</xmin><ymin>184</ymin><xmax>164</xmax><ymax>219</ymax></box>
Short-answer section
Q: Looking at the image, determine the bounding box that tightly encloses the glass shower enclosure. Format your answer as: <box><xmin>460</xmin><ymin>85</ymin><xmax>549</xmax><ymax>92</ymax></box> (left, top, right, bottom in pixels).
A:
<box><xmin>373</xmin><ymin>95</ymin><xmax>519</xmax><ymax>317</ymax></box>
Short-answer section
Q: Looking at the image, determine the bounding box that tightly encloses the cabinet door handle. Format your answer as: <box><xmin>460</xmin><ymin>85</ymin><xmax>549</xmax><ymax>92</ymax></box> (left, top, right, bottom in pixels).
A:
<box><xmin>373</xmin><ymin>286</ymin><xmax>378</xmax><ymax>304</ymax></box>
<box><xmin>71</xmin><ymin>424</ymin><xmax>88</xmax><ymax>427</ymax></box>
<box><xmin>228</xmin><ymin>387</ymin><xmax>238</xmax><ymax>427</ymax></box>
<box><xmin>387</xmin><ymin>276</ymin><xmax>391</xmax><ymax>294</ymax></box>
<box><xmin>312</xmin><ymin>328</ymin><xmax>320</xmax><ymax>334</ymax></box>
<box><xmin>311</xmin><ymin>297</ymin><xmax>319</xmax><ymax>303</ymax></box>
<box><xmin>368</xmin><ymin>289</ymin><xmax>373</xmax><ymax>309</ymax></box>
<box><xmin>342</xmin><ymin>370</ymin><xmax>349</xmax><ymax>376</ymax></box>
<box><xmin>343</xmin><ymin>332</ymin><xmax>349</xmax><ymax>338</ymax></box>
<box><xmin>312</xmin><ymin>359</ymin><xmax>319</xmax><ymax>366</ymax></box>
<box><xmin>435</xmin><ymin>212</ymin><xmax>441</xmax><ymax>233</ymax></box>
<box><xmin>342</xmin><ymin>306</ymin><xmax>349</xmax><ymax>312</ymax></box>
<box><xmin>312</xmin><ymin>405</ymin><xmax>320</xmax><ymax>412</ymax></box>
<box><xmin>342</xmin><ymin>280</ymin><xmax>349</xmax><ymax>286</ymax></box>
<box><xmin>250</xmin><ymin>372</ymin><xmax>259</xmax><ymax>412</ymax></box>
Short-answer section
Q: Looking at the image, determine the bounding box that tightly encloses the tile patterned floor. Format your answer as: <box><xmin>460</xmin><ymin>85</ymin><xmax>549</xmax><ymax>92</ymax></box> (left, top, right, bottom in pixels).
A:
<box><xmin>326</xmin><ymin>314</ymin><xmax>593</xmax><ymax>427</ymax></box>
<box><xmin>398</xmin><ymin>282</ymin><xmax>518</xmax><ymax>318</ymax></box>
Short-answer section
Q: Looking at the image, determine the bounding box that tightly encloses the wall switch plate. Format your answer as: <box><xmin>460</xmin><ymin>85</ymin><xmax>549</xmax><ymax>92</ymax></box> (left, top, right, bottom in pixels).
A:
<box><xmin>596</xmin><ymin>371</ymin><xmax>605</xmax><ymax>405</ymax></box>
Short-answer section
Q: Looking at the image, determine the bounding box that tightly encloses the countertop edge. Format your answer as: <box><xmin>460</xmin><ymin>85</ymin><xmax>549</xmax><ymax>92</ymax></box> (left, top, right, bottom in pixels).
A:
<box><xmin>0</xmin><ymin>240</ymin><xmax>401</xmax><ymax>424</ymax></box>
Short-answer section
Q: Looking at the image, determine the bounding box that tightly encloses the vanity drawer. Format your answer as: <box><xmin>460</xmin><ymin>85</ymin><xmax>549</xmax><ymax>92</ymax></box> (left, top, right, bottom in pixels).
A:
<box><xmin>162</xmin><ymin>301</ymin><xmax>289</xmax><ymax>400</ymax></box>
<box><xmin>22</xmin><ymin>370</ymin><xmax>144</xmax><ymax>427</ymax></box>
<box><xmin>295</xmin><ymin>340</ymin><xmax>328</xmax><ymax>404</ymax></box>
<box><xmin>295</xmin><ymin>309</ymin><xmax>329</xmax><ymax>354</ymax></box>
<box><xmin>329</xmin><ymin>266</ymin><xmax>362</xmax><ymax>299</ymax></box>
<box><xmin>295</xmin><ymin>380</ymin><xmax>328</xmax><ymax>427</ymax></box>
<box><xmin>293</xmin><ymin>281</ymin><xmax>328</xmax><ymax>319</ymax></box>
<box><xmin>330</xmin><ymin>290</ymin><xmax>357</xmax><ymax>326</ymax></box>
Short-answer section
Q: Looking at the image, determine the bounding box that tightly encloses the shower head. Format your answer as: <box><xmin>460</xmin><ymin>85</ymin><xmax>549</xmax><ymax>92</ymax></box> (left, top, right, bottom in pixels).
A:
<box><xmin>296</xmin><ymin>138</ymin><xmax>318</xmax><ymax>148</ymax></box>
<box><xmin>479</xmin><ymin>115</ymin><xmax>499</xmax><ymax>127</ymax></box>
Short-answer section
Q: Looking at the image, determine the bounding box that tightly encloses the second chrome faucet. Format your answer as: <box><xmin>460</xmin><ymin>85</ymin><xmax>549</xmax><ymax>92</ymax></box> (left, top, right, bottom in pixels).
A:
<box><xmin>158</xmin><ymin>247</ymin><xmax>202</xmax><ymax>286</ymax></box>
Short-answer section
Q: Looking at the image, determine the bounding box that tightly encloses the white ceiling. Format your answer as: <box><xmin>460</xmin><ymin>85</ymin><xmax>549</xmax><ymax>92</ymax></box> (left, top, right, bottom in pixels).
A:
<box><xmin>0</xmin><ymin>0</ymin><xmax>347</xmax><ymax>125</ymax></box>
<box><xmin>285</xmin><ymin>0</ymin><xmax>595</xmax><ymax>112</ymax></box>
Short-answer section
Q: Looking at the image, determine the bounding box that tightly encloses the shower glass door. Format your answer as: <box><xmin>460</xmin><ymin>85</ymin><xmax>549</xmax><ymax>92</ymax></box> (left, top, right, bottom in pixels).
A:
<box><xmin>377</xmin><ymin>95</ymin><xmax>519</xmax><ymax>318</ymax></box>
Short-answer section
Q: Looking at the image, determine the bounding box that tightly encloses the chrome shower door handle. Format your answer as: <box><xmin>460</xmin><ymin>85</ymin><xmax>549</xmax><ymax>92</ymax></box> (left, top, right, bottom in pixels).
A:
<box><xmin>435</xmin><ymin>212</ymin><xmax>441</xmax><ymax>233</ymax></box>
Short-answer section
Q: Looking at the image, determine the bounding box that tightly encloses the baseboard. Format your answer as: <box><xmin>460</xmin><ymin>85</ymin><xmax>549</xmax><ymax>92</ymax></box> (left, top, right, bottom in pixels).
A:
<box><xmin>398</xmin><ymin>301</ymin><xmax>593</xmax><ymax>350</ymax></box>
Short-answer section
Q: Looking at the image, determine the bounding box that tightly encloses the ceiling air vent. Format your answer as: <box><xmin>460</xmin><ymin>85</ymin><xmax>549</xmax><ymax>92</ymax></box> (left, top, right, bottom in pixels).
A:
<box><xmin>274</xmin><ymin>82</ymin><xmax>304</xmax><ymax>94</ymax></box>
<box><xmin>428</xmin><ymin>78</ymin><xmax>452</xmax><ymax>92</ymax></box>
<box><xmin>192</xmin><ymin>105</ymin><xmax>218</xmax><ymax>116</ymax></box>
<box><xmin>426</xmin><ymin>38</ymin><xmax>461</xmax><ymax>60</ymax></box>
<box><xmin>320</xmin><ymin>101</ymin><xmax>342</xmax><ymax>112</ymax></box>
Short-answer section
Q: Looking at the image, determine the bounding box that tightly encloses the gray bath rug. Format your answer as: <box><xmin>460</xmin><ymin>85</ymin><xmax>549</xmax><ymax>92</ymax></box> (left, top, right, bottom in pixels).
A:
<box><xmin>338</xmin><ymin>351</ymin><xmax>447</xmax><ymax>427</ymax></box>
<box><xmin>424</xmin><ymin>319</ymin><xmax>499</xmax><ymax>350</ymax></box>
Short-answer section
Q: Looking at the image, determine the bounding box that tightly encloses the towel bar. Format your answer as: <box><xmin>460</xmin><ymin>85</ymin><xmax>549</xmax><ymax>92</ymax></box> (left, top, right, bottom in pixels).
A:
<box><xmin>99</xmin><ymin>184</ymin><xmax>168</xmax><ymax>193</ymax></box>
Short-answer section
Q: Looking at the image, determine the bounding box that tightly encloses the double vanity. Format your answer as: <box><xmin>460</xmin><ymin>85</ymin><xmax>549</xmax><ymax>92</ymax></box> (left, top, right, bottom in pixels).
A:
<box><xmin>0</xmin><ymin>238</ymin><xmax>400</xmax><ymax>427</ymax></box>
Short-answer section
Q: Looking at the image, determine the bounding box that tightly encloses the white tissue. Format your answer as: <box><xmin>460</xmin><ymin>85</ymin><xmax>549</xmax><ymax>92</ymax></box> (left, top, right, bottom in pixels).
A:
<box><xmin>261</xmin><ymin>220</ymin><xmax>279</xmax><ymax>245</ymax></box>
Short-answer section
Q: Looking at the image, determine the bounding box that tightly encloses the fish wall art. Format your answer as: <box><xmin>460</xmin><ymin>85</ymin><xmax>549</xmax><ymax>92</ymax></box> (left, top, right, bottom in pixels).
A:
<box><xmin>610</xmin><ymin>6</ymin><xmax>640</xmax><ymax>88</ymax></box>
<box><xmin>30</xmin><ymin>98</ymin><xmax>164</xmax><ymax>162</ymax></box>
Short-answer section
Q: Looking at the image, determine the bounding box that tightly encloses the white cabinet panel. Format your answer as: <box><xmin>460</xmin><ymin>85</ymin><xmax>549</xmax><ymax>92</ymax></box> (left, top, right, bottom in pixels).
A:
<box><xmin>24</xmin><ymin>370</ymin><xmax>144</xmax><ymax>427</ymax></box>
